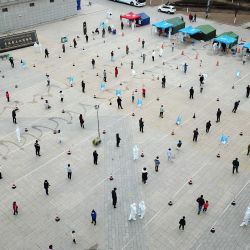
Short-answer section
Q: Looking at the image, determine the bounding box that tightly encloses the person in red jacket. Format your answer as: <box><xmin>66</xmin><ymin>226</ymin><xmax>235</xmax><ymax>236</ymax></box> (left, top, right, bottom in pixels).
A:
<box><xmin>6</xmin><ymin>91</ymin><xmax>10</xmax><ymax>102</ymax></box>
<box><xmin>203</xmin><ymin>200</ymin><xmax>209</xmax><ymax>212</ymax></box>
<box><xmin>115</xmin><ymin>67</ymin><xmax>118</xmax><ymax>78</ymax></box>
<box><xmin>13</xmin><ymin>201</ymin><xmax>18</xmax><ymax>215</ymax></box>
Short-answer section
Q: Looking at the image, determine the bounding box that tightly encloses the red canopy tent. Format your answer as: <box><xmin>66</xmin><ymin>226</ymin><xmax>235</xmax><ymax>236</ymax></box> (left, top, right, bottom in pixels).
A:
<box><xmin>120</xmin><ymin>12</ymin><xmax>140</xmax><ymax>21</ymax></box>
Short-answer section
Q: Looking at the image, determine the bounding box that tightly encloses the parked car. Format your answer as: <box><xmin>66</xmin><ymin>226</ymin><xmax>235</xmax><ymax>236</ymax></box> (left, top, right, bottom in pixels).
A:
<box><xmin>158</xmin><ymin>4</ymin><xmax>176</xmax><ymax>14</ymax></box>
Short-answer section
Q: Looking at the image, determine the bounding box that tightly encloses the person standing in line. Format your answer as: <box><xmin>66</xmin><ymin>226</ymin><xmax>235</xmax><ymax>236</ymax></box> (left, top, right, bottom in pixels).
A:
<box><xmin>46</xmin><ymin>74</ymin><xmax>50</xmax><ymax>87</ymax></box>
<box><xmin>91</xmin><ymin>210</ymin><xmax>97</xmax><ymax>225</ymax></box>
<box><xmin>73</xmin><ymin>38</ymin><xmax>77</xmax><ymax>48</ymax></box>
<box><xmin>159</xmin><ymin>105</ymin><xmax>164</xmax><ymax>118</ymax></box>
<box><xmin>206</xmin><ymin>121</ymin><xmax>211</xmax><ymax>133</ymax></box>
<box><xmin>103</xmin><ymin>70</ymin><xmax>107</xmax><ymax>82</ymax></box>
<box><xmin>167</xmin><ymin>148</ymin><xmax>172</xmax><ymax>161</ymax></box>
<box><xmin>200</xmin><ymin>81</ymin><xmax>204</xmax><ymax>93</ymax></box>
<box><xmin>154</xmin><ymin>156</ymin><xmax>160</xmax><ymax>172</ymax></box>
<box><xmin>196</xmin><ymin>195</ymin><xmax>205</xmax><ymax>215</ymax></box>
<box><xmin>142</xmin><ymin>87</ymin><xmax>146</xmax><ymax>98</ymax></box>
<box><xmin>216</xmin><ymin>108</ymin><xmax>222</xmax><ymax>122</ymax></box>
<box><xmin>79</xmin><ymin>114</ymin><xmax>84</xmax><ymax>128</ymax></box>
<box><xmin>67</xmin><ymin>164</ymin><xmax>72</xmax><ymax>179</ymax></box>
<box><xmin>152</xmin><ymin>50</ymin><xmax>155</xmax><ymax>61</ymax></box>
<box><xmin>102</xmin><ymin>28</ymin><xmax>105</xmax><ymax>38</ymax></box>
<box><xmin>142</xmin><ymin>39</ymin><xmax>145</xmax><ymax>49</ymax></box>
<box><xmin>85</xmin><ymin>34</ymin><xmax>89</xmax><ymax>43</ymax></box>
<box><xmin>91</xmin><ymin>58</ymin><xmax>95</xmax><ymax>69</ymax></box>
<box><xmin>131</xmin><ymin>60</ymin><xmax>134</xmax><ymax>69</ymax></box>
<box><xmin>34</xmin><ymin>140</ymin><xmax>41</xmax><ymax>156</ymax></box>
<box><xmin>112</xmin><ymin>188</ymin><xmax>117</xmax><ymax>208</ymax></box>
<box><xmin>232</xmin><ymin>100</ymin><xmax>240</xmax><ymax>113</ymax></box>
<box><xmin>81</xmin><ymin>80</ymin><xmax>85</xmax><ymax>93</ymax></box>
<box><xmin>189</xmin><ymin>87</ymin><xmax>194</xmax><ymax>99</ymax></box>
<box><xmin>232</xmin><ymin>157</ymin><xmax>239</xmax><ymax>174</ymax></box>
<box><xmin>6</xmin><ymin>91</ymin><xmax>10</xmax><ymax>102</ymax></box>
<box><xmin>203</xmin><ymin>201</ymin><xmax>209</xmax><ymax>212</ymax></box>
<box><xmin>116</xmin><ymin>133</ymin><xmax>121</xmax><ymax>147</ymax></box>
<box><xmin>139</xmin><ymin>118</ymin><xmax>144</xmax><ymax>133</ymax></box>
<box><xmin>246</xmin><ymin>85</ymin><xmax>250</xmax><ymax>98</ymax></box>
<box><xmin>117</xmin><ymin>96</ymin><xmax>123</xmax><ymax>109</ymax></box>
<box><xmin>193</xmin><ymin>128</ymin><xmax>199</xmax><ymax>142</ymax></box>
<box><xmin>111</xmin><ymin>51</ymin><xmax>114</xmax><ymax>61</ymax></box>
<box><xmin>12</xmin><ymin>201</ymin><xmax>18</xmax><ymax>215</ymax></box>
<box><xmin>176</xmin><ymin>140</ymin><xmax>182</xmax><ymax>150</ymax></box>
<box><xmin>247</xmin><ymin>144</ymin><xmax>250</xmax><ymax>155</ymax></box>
<box><xmin>71</xmin><ymin>230</ymin><xmax>76</xmax><ymax>244</ymax></box>
<box><xmin>44</xmin><ymin>48</ymin><xmax>49</xmax><ymax>58</ymax></box>
<box><xmin>194</xmin><ymin>13</ymin><xmax>197</xmax><ymax>22</ymax></box>
<box><xmin>142</xmin><ymin>53</ymin><xmax>146</xmax><ymax>63</ymax></box>
<box><xmin>131</xmin><ymin>92</ymin><xmax>135</xmax><ymax>103</ymax></box>
<box><xmin>115</xmin><ymin>67</ymin><xmax>118</xmax><ymax>78</ymax></box>
<box><xmin>142</xmin><ymin>168</ymin><xmax>148</xmax><ymax>184</ymax></box>
<box><xmin>121</xmin><ymin>21</ymin><xmax>124</xmax><ymax>30</ymax></box>
<box><xmin>44</xmin><ymin>180</ymin><xmax>50</xmax><ymax>195</ymax></box>
<box><xmin>59</xmin><ymin>91</ymin><xmax>64</xmax><ymax>102</ymax></box>
<box><xmin>171</xmin><ymin>42</ymin><xmax>175</xmax><ymax>52</ymax></box>
<box><xmin>184</xmin><ymin>63</ymin><xmax>188</xmax><ymax>73</ymax></box>
<box><xmin>12</xmin><ymin>109</ymin><xmax>17</xmax><ymax>124</ymax></box>
<box><xmin>62</xmin><ymin>43</ymin><xmax>65</xmax><ymax>53</ymax></box>
<box><xmin>126</xmin><ymin>45</ymin><xmax>129</xmax><ymax>55</ymax></box>
<box><xmin>9</xmin><ymin>57</ymin><xmax>14</xmax><ymax>68</ymax></box>
<box><xmin>179</xmin><ymin>216</ymin><xmax>186</xmax><ymax>230</ymax></box>
<box><xmin>93</xmin><ymin>150</ymin><xmax>98</xmax><ymax>165</ymax></box>
<box><xmin>162</xmin><ymin>75</ymin><xmax>166</xmax><ymax>88</ymax></box>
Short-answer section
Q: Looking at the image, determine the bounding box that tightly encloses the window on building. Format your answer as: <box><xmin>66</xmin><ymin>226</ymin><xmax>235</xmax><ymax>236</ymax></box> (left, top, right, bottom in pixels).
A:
<box><xmin>30</xmin><ymin>3</ymin><xmax>35</xmax><ymax>7</ymax></box>
<box><xmin>2</xmin><ymin>8</ymin><xmax>8</xmax><ymax>12</ymax></box>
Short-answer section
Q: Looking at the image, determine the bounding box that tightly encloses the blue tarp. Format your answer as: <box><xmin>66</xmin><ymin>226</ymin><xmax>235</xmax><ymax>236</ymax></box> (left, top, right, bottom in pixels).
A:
<box><xmin>152</xmin><ymin>21</ymin><xmax>173</xmax><ymax>29</ymax></box>
<box><xmin>243</xmin><ymin>42</ymin><xmax>250</xmax><ymax>49</ymax></box>
<box><xmin>77</xmin><ymin>0</ymin><xmax>81</xmax><ymax>10</ymax></box>
<box><xmin>179</xmin><ymin>26</ymin><xmax>201</xmax><ymax>35</ymax></box>
<box><xmin>138</xmin><ymin>13</ymin><xmax>150</xmax><ymax>26</ymax></box>
<box><xmin>214</xmin><ymin>35</ymin><xmax>237</xmax><ymax>45</ymax></box>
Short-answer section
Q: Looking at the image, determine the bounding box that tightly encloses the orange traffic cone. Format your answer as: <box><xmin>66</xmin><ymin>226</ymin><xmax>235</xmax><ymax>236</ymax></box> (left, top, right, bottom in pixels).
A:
<box><xmin>67</xmin><ymin>149</ymin><xmax>71</xmax><ymax>155</ymax></box>
<box><xmin>141</xmin><ymin>151</ymin><xmax>144</xmax><ymax>157</ymax></box>
<box><xmin>171</xmin><ymin>130</ymin><xmax>175</xmax><ymax>135</ymax></box>
<box><xmin>188</xmin><ymin>179</ymin><xmax>193</xmax><ymax>185</ymax></box>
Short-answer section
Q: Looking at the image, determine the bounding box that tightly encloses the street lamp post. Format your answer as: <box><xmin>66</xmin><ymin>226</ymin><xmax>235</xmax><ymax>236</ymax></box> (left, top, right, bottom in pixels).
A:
<box><xmin>95</xmin><ymin>105</ymin><xmax>100</xmax><ymax>138</ymax></box>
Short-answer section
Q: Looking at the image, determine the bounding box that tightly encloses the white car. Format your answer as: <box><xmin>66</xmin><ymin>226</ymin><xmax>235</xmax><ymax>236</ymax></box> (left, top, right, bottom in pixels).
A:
<box><xmin>158</xmin><ymin>4</ymin><xmax>176</xmax><ymax>14</ymax></box>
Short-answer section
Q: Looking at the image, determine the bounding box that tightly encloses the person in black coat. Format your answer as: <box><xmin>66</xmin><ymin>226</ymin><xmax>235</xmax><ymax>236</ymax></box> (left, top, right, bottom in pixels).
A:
<box><xmin>34</xmin><ymin>140</ymin><xmax>41</xmax><ymax>156</ymax></box>
<box><xmin>206</xmin><ymin>121</ymin><xmax>211</xmax><ymax>133</ymax></box>
<box><xmin>142</xmin><ymin>168</ymin><xmax>148</xmax><ymax>184</ymax></box>
<box><xmin>81</xmin><ymin>80</ymin><xmax>85</xmax><ymax>93</ymax></box>
<box><xmin>196</xmin><ymin>195</ymin><xmax>205</xmax><ymax>214</ymax></box>
<box><xmin>116</xmin><ymin>133</ymin><xmax>121</xmax><ymax>147</ymax></box>
<box><xmin>232</xmin><ymin>158</ymin><xmax>239</xmax><ymax>174</ymax></box>
<box><xmin>112</xmin><ymin>188</ymin><xmax>117</xmax><ymax>208</ymax></box>
<box><xmin>44</xmin><ymin>180</ymin><xmax>50</xmax><ymax>195</ymax></box>
<box><xmin>93</xmin><ymin>150</ymin><xmax>98</xmax><ymax>165</ymax></box>
<box><xmin>216</xmin><ymin>108</ymin><xmax>222</xmax><ymax>122</ymax></box>
<box><xmin>139</xmin><ymin>118</ymin><xmax>144</xmax><ymax>133</ymax></box>
<box><xmin>232</xmin><ymin>100</ymin><xmax>240</xmax><ymax>113</ymax></box>
<box><xmin>12</xmin><ymin>109</ymin><xmax>17</xmax><ymax>124</ymax></box>
<box><xmin>44</xmin><ymin>48</ymin><xmax>49</xmax><ymax>58</ymax></box>
<box><xmin>193</xmin><ymin>128</ymin><xmax>199</xmax><ymax>142</ymax></box>
<box><xmin>189</xmin><ymin>87</ymin><xmax>194</xmax><ymax>99</ymax></box>
<box><xmin>179</xmin><ymin>216</ymin><xmax>186</xmax><ymax>230</ymax></box>
<box><xmin>246</xmin><ymin>85</ymin><xmax>250</xmax><ymax>98</ymax></box>
<box><xmin>117</xmin><ymin>97</ymin><xmax>123</xmax><ymax>109</ymax></box>
<box><xmin>162</xmin><ymin>76</ymin><xmax>166</xmax><ymax>88</ymax></box>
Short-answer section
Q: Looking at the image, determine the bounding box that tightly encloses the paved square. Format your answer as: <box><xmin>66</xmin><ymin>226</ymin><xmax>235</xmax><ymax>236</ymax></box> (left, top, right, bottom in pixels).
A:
<box><xmin>0</xmin><ymin>1</ymin><xmax>250</xmax><ymax>249</ymax></box>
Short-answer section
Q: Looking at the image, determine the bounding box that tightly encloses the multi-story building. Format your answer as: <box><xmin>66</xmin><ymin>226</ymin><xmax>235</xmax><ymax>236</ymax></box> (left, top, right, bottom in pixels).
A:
<box><xmin>0</xmin><ymin>0</ymin><xmax>78</xmax><ymax>34</ymax></box>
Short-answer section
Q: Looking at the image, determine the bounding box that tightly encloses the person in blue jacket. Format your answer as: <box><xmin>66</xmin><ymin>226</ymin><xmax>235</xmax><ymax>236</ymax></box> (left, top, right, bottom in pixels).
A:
<box><xmin>91</xmin><ymin>209</ymin><xmax>97</xmax><ymax>225</ymax></box>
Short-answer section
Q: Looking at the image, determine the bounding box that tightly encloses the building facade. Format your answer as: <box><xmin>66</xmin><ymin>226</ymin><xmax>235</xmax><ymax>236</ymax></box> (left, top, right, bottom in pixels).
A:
<box><xmin>0</xmin><ymin>0</ymin><xmax>77</xmax><ymax>34</ymax></box>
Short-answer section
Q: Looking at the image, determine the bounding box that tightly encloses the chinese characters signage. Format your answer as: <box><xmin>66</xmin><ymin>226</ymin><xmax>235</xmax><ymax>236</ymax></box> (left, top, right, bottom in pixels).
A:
<box><xmin>0</xmin><ymin>30</ymin><xmax>38</xmax><ymax>53</ymax></box>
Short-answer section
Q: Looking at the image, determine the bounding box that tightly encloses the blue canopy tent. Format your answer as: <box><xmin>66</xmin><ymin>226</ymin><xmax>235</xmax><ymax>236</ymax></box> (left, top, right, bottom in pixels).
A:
<box><xmin>178</xmin><ymin>26</ymin><xmax>201</xmax><ymax>43</ymax></box>
<box><xmin>243</xmin><ymin>42</ymin><xmax>250</xmax><ymax>50</ymax></box>
<box><xmin>137</xmin><ymin>13</ymin><xmax>150</xmax><ymax>26</ymax></box>
<box><xmin>179</xmin><ymin>26</ymin><xmax>201</xmax><ymax>35</ymax></box>
<box><xmin>152</xmin><ymin>21</ymin><xmax>173</xmax><ymax>37</ymax></box>
<box><xmin>214</xmin><ymin>35</ymin><xmax>237</xmax><ymax>45</ymax></box>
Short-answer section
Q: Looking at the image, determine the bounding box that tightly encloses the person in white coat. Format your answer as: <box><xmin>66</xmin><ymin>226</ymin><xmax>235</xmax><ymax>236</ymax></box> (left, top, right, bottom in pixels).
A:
<box><xmin>138</xmin><ymin>201</ymin><xmax>146</xmax><ymax>219</ymax></box>
<box><xmin>167</xmin><ymin>148</ymin><xmax>173</xmax><ymax>161</ymax></box>
<box><xmin>128</xmin><ymin>203</ymin><xmax>137</xmax><ymax>221</ymax></box>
